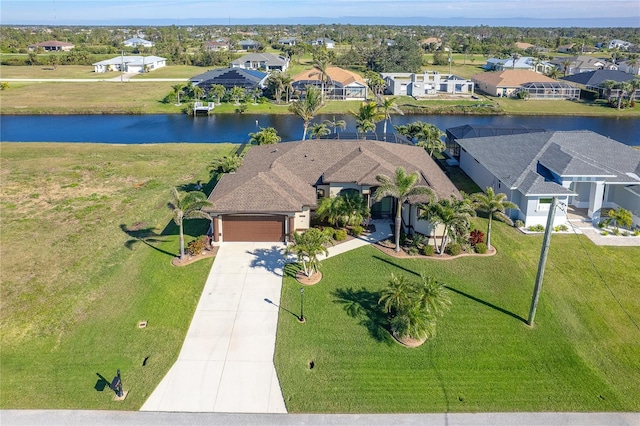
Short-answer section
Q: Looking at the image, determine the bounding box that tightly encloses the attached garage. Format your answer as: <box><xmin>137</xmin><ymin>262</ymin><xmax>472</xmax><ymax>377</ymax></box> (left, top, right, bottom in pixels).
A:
<box><xmin>221</xmin><ymin>215</ymin><xmax>285</xmax><ymax>242</ymax></box>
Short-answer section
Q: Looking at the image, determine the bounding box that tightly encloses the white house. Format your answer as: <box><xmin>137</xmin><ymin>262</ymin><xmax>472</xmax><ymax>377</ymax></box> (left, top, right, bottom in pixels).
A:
<box><xmin>382</xmin><ymin>71</ymin><xmax>474</xmax><ymax>96</ymax></box>
<box><xmin>310</xmin><ymin>38</ymin><xmax>335</xmax><ymax>49</ymax></box>
<box><xmin>93</xmin><ymin>55</ymin><xmax>167</xmax><ymax>73</ymax></box>
<box><xmin>123</xmin><ymin>37</ymin><xmax>154</xmax><ymax>48</ymax></box>
<box><xmin>457</xmin><ymin>130</ymin><xmax>640</xmax><ymax>228</ymax></box>
<box><xmin>230</xmin><ymin>53</ymin><xmax>289</xmax><ymax>72</ymax></box>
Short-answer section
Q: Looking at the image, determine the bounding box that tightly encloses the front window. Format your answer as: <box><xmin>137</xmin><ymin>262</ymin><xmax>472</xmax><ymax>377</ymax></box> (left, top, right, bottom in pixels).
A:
<box><xmin>537</xmin><ymin>197</ymin><xmax>552</xmax><ymax>210</ymax></box>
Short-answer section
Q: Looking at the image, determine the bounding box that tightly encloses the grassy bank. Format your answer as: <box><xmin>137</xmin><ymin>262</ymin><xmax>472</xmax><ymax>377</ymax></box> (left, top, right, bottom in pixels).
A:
<box><xmin>0</xmin><ymin>142</ymin><xmax>235</xmax><ymax>409</ymax></box>
<box><xmin>275</xmin><ymin>223</ymin><xmax>640</xmax><ymax>413</ymax></box>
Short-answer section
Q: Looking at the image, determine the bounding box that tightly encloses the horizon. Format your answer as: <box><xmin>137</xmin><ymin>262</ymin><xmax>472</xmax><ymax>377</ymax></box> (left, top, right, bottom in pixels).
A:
<box><xmin>1</xmin><ymin>0</ymin><xmax>639</xmax><ymax>28</ymax></box>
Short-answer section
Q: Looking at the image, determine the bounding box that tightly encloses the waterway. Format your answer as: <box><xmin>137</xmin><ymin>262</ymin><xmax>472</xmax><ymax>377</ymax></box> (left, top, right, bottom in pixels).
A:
<box><xmin>1</xmin><ymin>114</ymin><xmax>639</xmax><ymax>146</ymax></box>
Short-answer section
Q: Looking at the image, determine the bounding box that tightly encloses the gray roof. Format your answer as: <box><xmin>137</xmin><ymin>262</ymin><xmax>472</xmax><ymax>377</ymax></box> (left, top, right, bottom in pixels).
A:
<box><xmin>457</xmin><ymin>131</ymin><xmax>640</xmax><ymax>196</ymax></box>
<box><xmin>207</xmin><ymin>140</ymin><xmax>460</xmax><ymax>214</ymax></box>
<box><xmin>230</xmin><ymin>53</ymin><xmax>288</xmax><ymax>67</ymax></box>
<box><xmin>561</xmin><ymin>70</ymin><xmax>636</xmax><ymax>87</ymax></box>
<box><xmin>190</xmin><ymin>68</ymin><xmax>267</xmax><ymax>89</ymax></box>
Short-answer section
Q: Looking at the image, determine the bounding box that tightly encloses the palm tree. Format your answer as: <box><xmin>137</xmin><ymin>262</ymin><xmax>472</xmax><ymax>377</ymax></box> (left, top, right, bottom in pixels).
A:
<box><xmin>471</xmin><ymin>187</ymin><xmax>518</xmax><ymax>251</ymax></box>
<box><xmin>414</xmin><ymin>274</ymin><xmax>451</xmax><ymax>319</ymax></box>
<box><xmin>600</xmin><ymin>79</ymin><xmax>617</xmax><ymax>101</ymax></box>
<box><xmin>281</xmin><ymin>73</ymin><xmax>294</xmax><ymax>103</ymax></box>
<box><xmin>230</xmin><ymin>85</ymin><xmax>246</xmax><ymax>105</ymax></box>
<box><xmin>167</xmin><ymin>188</ymin><xmax>214</xmax><ymax>260</ymax></box>
<box><xmin>210</xmin><ymin>155</ymin><xmax>243</xmax><ymax>178</ymax></box>
<box><xmin>266</xmin><ymin>71</ymin><xmax>285</xmax><ymax>103</ymax></box>
<box><xmin>378</xmin><ymin>273</ymin><xmax>412</xmax><ymax>314</ymax></box>
<box><xmin>373</xmin><ymin>167</ymin><xmax>435</xmax><ymax>253</ymax></box>
<box><xmin>286</xmin><ymin>228</ymin><xmax>333</xmax><ymax>277</ymax></box>
<box><xmin>562</xmin><ymin>58</ymin><xmax>571</xmax><ymax>76</ymax></box>
<box><xmin>248</xmin><ymin>127</ymin><xmax>281</xmax><ymax>145</ymax></box>
<box><xmin>288</xmin><ymin>85</ymin><xmax>324</xmax><ymax>141</ymax></box>
<box><xmin>545</xmin><ymin>67</ymin><xmax>561</xmax><ymax>79</ymax></box>
<box><xmin>315</xmin><ymin>192</ymin><xmax>369</xmax><ymax>227</ymax></box>
<box><xmin>172</xmin><ymin>83</ymin><xmax>185</xmax><ymax>105</ymax></box>
<box><xmin>421</xmin><ymin>195</ymin><xmax>475</xmax><ymax>255</ymax></box>
<box><xmin>308</xmin><ymin>122</ymin><xmax>331</xmax><ymax>139</ymax></box>
<box><xmin>311</xmin><ymin>54</ymin><xmax>332</xmax><ymax>100</ymax></box>
<box><xmin>353</xmin><ymin>101</ymin><xmax>384</xmax><ymax>138</ymax></box>
<box><xmin>415</xmin><ymin>124</ymin><xmax>446</xmax><ymax>158</ymax></box>
<box><xmin>192</xmin><ymin>85</ymin><xmax>204</xmax><ymax>102</ymax></box>
<box><xmin>377</xmin><ymin>96</ymin><xmax>403</xmax><ymax>141</ymax></box>
<box><xmin>323</xmin><ymin>116</ymin><xmax>346</xmax><ymax>138</ymax></box>
<box><xmin>208</xmin><ymin>84</ymin><xmax>226</xmax><ymax>105</ymax></box>
<box><xmin>604</xmin><ymin>207</ymin><xmax>632</xmax><ymax>231</ymax></box>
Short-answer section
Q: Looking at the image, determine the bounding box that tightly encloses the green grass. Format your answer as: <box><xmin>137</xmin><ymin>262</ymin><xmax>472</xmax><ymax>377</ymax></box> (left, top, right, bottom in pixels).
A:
<box><xmin>275</xmin><ymin>221</ymin><xmax>640</xmax><ymax>413</ymax></box>
<box><xmin>0</xmin><ymin>142</ymin><xmax>236</xmax><ymax>409</ymax></box>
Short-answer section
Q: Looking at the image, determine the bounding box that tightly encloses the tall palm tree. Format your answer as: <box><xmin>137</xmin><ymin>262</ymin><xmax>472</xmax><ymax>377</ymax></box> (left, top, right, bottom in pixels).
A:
<box><xmin>311</xmin><ymin>54</ymin><xmax>332</xmax><ymax>100</ymax></box>
<box><xmin>323</xmin><ymin>117</ymin><xmax>347</xmax><ymax>138</ymax></box>
<box><xmin>248</xmin><ymin>127</ymin><xmax>281</xmax><ymax>145</ymax></box>
<box><xmin>266</xmin><ymin>71</ymin><xmax>285</xmax><ymax>103</ymax></box>
<box><xmin>377</xmin><ymin>96</ymin><xmax>403</xmax><ymax>141</ymax></box>
<box><xmin>416</xmin><ymin>124</ymin><xmax>446</xmax><ymax>158</ymax></box>
<box><xmin>600</xmin><ymin>79</ymin><xmax>617</xmax><ymax>101</ymax></box>
<box><xmin>288</xmin><ymin>85</ymin><xmax>324</xmax><ymax>140</ymax></box>
<box><xmin>167</xmin><ymin>188</ymin><xmax>214</xmax><ymax>260</ymax></box>
<box><xmin>378</xmin><ymin>273</ymin><xmax>412</xmax><ymax>314</ymax></box>
<box><xmin>471</xmin><ymin>187</ymin><xmax>518</xmax><ymax>251</ymax></box>
<box><xmin>172</xmin><ymin>83</ymin><xmax>185</xmax><ymax>105</ymax></box>
<box><xmin>308</xmin><ymin>122</ymin><xmax>331</xmax><ymax>139</ymax></box>
<box><xmin>421</xmin><ymin>195</ymin><xmax>475</xmax><ymax>255</ymax></box>
<box><xmin>316</xmin><ymin>192</ymin><xmax>369</xmax><ymax>227</ymax></box>
<box><xmin>286</xmin><ymin>228</ymin><xmax>333</xmax><ymax>277</ymax></box>
<box><xmin>230</xmin><ymin>85</ymin><xmax>246</xmax><ymax>105</ymax></box>
<box><xmin>281</xmin><ymin>73</ymin><xmax>294</xmax><ymax>103</ymax></box>
<box><xmin>562</xmin><ymin>59</ymin><xmax>571</xmax><ymax>76</ymax></box>
<box><xmin>208</xmin><ymin>84</ymin><xmax>226</xmax><ymax>104</ymax></box>
<box><xmin>353</xmin><ymin>101</ymin><xmax>384</xmax><ymax>138</ymax></box>
<box><xmin>373</xmin><ymin>167</ymin><xmax>435</xmax><ymax>253</ymax></box>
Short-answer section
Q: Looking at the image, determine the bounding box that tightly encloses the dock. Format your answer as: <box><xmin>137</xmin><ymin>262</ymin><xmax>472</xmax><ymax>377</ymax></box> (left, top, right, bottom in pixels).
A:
<box><xmin>193</xmin><ymin>101</ymin><xmax>215</xmax><ymax>115</ymax></box>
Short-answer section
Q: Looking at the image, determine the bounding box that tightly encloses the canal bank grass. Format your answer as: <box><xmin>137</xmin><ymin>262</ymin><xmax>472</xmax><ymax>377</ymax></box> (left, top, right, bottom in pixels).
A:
<box><xmin>0</xmin><ymin>142</ymin><xmax>236</xmax><ymax>409</ymax></box>
<box><xmin>275</xmin><ymin>225</ymin><xmax>640</xmax><ymax>413</ymax></box>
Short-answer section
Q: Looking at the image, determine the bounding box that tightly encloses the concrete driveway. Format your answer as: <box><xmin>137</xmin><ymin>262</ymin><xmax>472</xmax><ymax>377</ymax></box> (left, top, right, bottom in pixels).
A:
<box><xmin>141</xmin><ymin>242</ymin><xmax>287</xmax><ymax>413</ymax></box>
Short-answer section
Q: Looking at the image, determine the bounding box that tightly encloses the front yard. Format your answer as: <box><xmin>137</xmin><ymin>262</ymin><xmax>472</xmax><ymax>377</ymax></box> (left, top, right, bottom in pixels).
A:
<box><xmin>275</xmin><ymin>219</ymin><xmax>640</xmax><ymax>412</ymax></box>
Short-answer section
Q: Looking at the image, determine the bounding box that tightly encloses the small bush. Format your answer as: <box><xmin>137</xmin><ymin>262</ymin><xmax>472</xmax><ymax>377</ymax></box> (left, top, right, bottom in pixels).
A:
<box><xmin>601</xmin><ymin>231</ymin><xmax>609</xmax><ymax>236</ymax></box>
<box><xmin>554</xmin><ymin>224</ymin><xmax>568</xmax><ymax>232</ymax></box>
<box><xmin>187</xmin><ymin>236</ymin><xmax>207</xmax><ymax>256</ymax></box>
<box><xmin>514</xmin><ymin>219</ymin><xmax>524</xmax><ymax>228</ymax></box>
<box><xmin>612</xmin><ymin>228</ymin><xmax>620</xmax><ymax>236</ymax></box>
<box><xmin>422</xmin><ymin>245</ymin><xmax>435</xmax><ymax>256</ymax></box>
<box><xmin>334</xmin><ymin>229</ymin><xmax>348</xmax><ymax>241</ymax></box>
<box><xmin>407</xmin><ymin>247</ymin><xmax>419</xmax><ymax>256</ymax></box>
<box><xmin>446</xmin><ymin>243</ymin><xmax>461</xmax><ymax>256</ymax></box>
<box><xmin>351</xmin><ymin>225</ymin><xmax>364</xmax><ymax>236</ymax></box>
<box><xmin>475</xmin><ymin>242</ymin><xmax>488</xmax><ymax>254</ymax></box>
<box><xmin>634</xmin><ymin>229</ymin><xmax>640</xmax><ymax>237</ymax></box>
<box><xmin>528</xmin><ymin>224</ymin><xmax>545</xmax><ymax>232</ymax></box>
<box><xmin>469</xmin><ymin>229</ymin><xmax>485</xmax><ymax>246</ymax></box>
<box><xmin>597</xmin><ymin>221</ymin><xmax>606</xmax><ymax>229</ymax></box>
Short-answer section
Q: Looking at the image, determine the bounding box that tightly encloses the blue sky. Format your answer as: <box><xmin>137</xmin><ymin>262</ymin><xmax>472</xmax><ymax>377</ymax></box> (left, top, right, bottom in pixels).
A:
<box><xmin>1</xmin><ymin>0</ymin><xmax>639</xmax><ymax>25</ymax></box>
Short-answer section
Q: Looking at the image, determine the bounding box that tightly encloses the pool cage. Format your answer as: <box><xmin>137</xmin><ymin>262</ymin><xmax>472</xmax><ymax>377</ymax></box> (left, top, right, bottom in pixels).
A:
<box><xmin>515</xmin><ymin>82</ymin><xmax>580</xmax><ymax>99</ymax></box>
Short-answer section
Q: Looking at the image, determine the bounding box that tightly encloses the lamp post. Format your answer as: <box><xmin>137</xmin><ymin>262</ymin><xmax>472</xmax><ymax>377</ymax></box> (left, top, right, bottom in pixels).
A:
<box><xmin>299</xmin><ymin>287</ymin><xmax>305</xmax><ymax>323</ymax></box>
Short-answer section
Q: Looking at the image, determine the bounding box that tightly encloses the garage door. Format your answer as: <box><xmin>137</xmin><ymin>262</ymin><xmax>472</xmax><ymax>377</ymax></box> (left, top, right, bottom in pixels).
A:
<box><xmin>222</xmin><ymin>215</ymin><xmax>285</xmax><ymax>242</ymax></box>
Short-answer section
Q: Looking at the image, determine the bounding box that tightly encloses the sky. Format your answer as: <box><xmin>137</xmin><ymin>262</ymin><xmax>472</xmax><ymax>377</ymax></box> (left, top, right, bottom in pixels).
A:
<box><xmin>1</xmin><ymin>0</ymin><xmax>639</xmax><ymax>26</ymax></box>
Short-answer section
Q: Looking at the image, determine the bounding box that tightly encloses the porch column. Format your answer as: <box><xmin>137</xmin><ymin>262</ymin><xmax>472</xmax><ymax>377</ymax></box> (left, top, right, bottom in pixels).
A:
<box><xmin>213</xmin><ymin>215</ymin><xmax>221</xmax><ymax>242</ymax></box>
<box><xmin>588</xmin><ymin>181</ymin><xmax>605</xmax><ymax>218</ymax></box>
<box><xmin>287</xmin><ymin>216</ymin><xmax>295</xmax><ymax>243</ymax></box>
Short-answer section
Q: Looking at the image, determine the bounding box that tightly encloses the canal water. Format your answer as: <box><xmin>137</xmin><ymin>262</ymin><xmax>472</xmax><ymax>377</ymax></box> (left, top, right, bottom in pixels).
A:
<box><xmin>1</xmin><ymin>114</ymin><xmax>639</xmax><ymax>146</ymax></box>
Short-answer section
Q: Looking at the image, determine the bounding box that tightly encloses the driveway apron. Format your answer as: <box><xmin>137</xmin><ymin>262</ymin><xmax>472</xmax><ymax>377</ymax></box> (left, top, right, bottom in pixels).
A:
<box><xmin>141</xmin><ymin>242</ymin><xmax>287</xmax><ymax>413</ymax></box>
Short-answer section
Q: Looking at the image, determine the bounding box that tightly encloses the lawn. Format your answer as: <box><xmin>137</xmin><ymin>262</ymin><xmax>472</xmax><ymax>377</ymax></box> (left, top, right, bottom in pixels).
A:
<box><xmin>0</xmin><ymin>142</ymin><xmax>236</xmax><ymax>409</ymax></box>
<box><xmin>275</xmin><ymin>221</ymin><xmax>640</xmax><ymax>413</ymax></box>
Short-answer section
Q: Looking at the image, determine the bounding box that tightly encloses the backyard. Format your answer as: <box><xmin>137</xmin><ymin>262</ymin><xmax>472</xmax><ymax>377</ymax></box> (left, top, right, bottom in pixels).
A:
<box><xmin>275</xmin><ymin>221</ymin><xmax>640</xmax><ymax>412</ymax></box>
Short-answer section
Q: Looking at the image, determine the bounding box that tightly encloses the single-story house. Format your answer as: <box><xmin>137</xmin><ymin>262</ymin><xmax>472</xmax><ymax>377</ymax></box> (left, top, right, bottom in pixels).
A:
<box><xmin>445</xmin><ymin>124</ymin><xmax>547</xmax><ymax>160</ymax></box>
<box><xmin>381</xmin><ymin>71</ymin><xmax>474</xmax><ymax>96</ymax></box>
<box><xmin>483</xmin><ymin>56</ymin><xmax>554</xmax><ymax>74</ymax></box>
<box><xmin>549</xmin><ymin>55</ymin><xmax>617</xmax><ymax>75</ymax></box>
<box><xmin>92</xmin><ymin>55</ymin><xmax>166</xmax><ymax>73</ymax></box>
<box><xmin>560</xmin><ymin>70</ymin><xmax>640</xmax><ymax>99</ymax></box>
<box><xmin>204</xmin><ymin>140</ymin><xmax>460</xmax><ymax>242</ymax></box>
<box><xmin>292</xmin><ymin>66</ymin><xmax>368</xmax><ymax>100</ymax></box>
<box><xmin>236</xmin><ymin>39</ymin><xmax>260</xmax><ymax>51</ymax></box>
<box><xmin>28</xmin><ymin>40</ymin><xmax>74</xmax><ymax>52</ymax></box>
<box><xmin>609</xmin><ymin>39</ymin><xmax>633</xmax><ymax>50</ymax></box>
<box><xmin>618</xmin><ymin>60</ymin><xmax>640</xmax><ymax>76</ymax></box>
<box><xmin>472</xmin><ymin>70</ymin><xmax>562</xmax><ymax>98</ymax></box>
<box><xmin>457</xmin><ymin>130</ymin><xmax>640</xmax><ymax>228</ymax></box>
<box><xmin>277</xmin><ymin>37</ymin><xmax>297</xmax><ymax>46</ymax></box>
<box><xmin>421</xmin><ymin>37</ymin><xmax>442</xmax><ymax>49</ymax></box>
<box><xmin>230</xmin><ymin>53</ymin><xmax>289</xmax><ymax>72</ymax></box>
<box><xmin>204</xmin><ymin>38</ymin><xmax>230</xmax><ymax>51</ymax></box>
<box><xmin>310</xmin><ymin>38</ymin><xmax>335</xmax><ymax>49</ymax></box>
<box><xmin>123</xmin><ymin>37</ymin><xmax>154</xmax><ymax>48</ymax></box>
<box><xmin>190</xmin><ymin>68</ymin><xmax>268</xmax><ymax>91</ymax></box>
<box><xmin>557</xmin><ymin>43</ymin><xmax>576</xmax><ymax>53</ymax></box>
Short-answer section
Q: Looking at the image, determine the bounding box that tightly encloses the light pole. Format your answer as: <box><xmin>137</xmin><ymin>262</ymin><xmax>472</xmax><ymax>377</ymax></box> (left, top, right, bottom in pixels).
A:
<box><xmin>299</xmin><ymin>287</ymin><xmax>305</xmax><ymax>323</ymax></box>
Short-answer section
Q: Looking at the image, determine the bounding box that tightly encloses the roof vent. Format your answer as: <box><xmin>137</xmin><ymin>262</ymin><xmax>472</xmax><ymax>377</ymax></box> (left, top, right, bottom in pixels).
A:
<box><xmin>304</xmin><ymin>154</ymin><xmax>308</xmax><ymax>157</ymax></box>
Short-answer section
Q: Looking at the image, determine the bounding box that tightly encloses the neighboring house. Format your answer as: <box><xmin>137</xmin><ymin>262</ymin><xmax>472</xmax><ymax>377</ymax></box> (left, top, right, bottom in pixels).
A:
<box><xmin>514</xmin><ymin>42</ymin><xmax>535</xmax><ymax>50</ymax></box>
<box><xmin>236</xmin><ymin>39</ymin><xmax>260</xmax><ymax>51</ymax></box>
<box><xmin>92</xmin><ymin>55</ymin><xmax>166</xmax><ymax>73</ymax></box>
<box><xmin>277</xmin><ymin>37</ymin><xmax>297</xmax><ymax>46</ymax></box>
<box><xmin>472</xmin><ymin>70</ymin><xmax>562</xmax><ymax>97</ymax></box>
<box><xmin>483</xmin><ymin>56</ymin><xmax>554</xmax><ymax>74</ymax></box>
<box><xmin>204</xmin><ymin>140</ymin><xmax>460</xmax><ymax>242</ymax></box>
<box><xmin>560</xmin><ymin>70</ymin><xmax>640</xmax><ymax>99</ymax></box>
<box><xmin>190</xmin><ymin>68</ymin><xmax>268</xmax><ymax>91</ymax></box>
<box><xmin>123</xmin><ymin>37</ymin><xmax>154</xmax><ymax>48</ymax></box>
<box><xmin>421</xmin><ymin>37</ymin><xmax>442</xmax><ymax>49</ymax></box>
<box><xmin>310</xmin><ymin>38</ymin><xmax>335</xmax><ymax>49</ymax></box>
<box><xmin>28</xmin><ymin>40</ymin><xmax>74</xmax><ymax>52</ymax></box>
<box><xmin>457</xmin><ymin>130</ymin><xmax>640</xmax><ymax>228</ymax></box>
<box><xmin>549</xmin><ymin>55</ymin><xmax>616</xmax><ymax>75</ymax></box>
<box><xmin>292</xmin><ymin>66</ymin><xmax>368</xmax><ymax>100</ymax></box>
<box><xmin>609</xmin><ymin>39</ymin><xmax>634</xmax><ymax>50</ymax></box>
<box><xmin>618</xmin><ymin>60</ymin><xmax>640</xmax><ymax>75</ymax></box>
<box><xmin>381</xmin><ymin>71</ymin><xmax>474</xmax><ymax>96</ymax></box>
<box><xmin>204</xmin><ymin>38</ymin><xmax>231</xmax><ymax>51</ymax></box>
<box><xmin>445</xmin><ymin>124</ymin><xmax>547</xmax><ymax>160</ymax></box>
<box><xmin>557</xmin><ymin>43</ymin><xmax>576</xmax><ymax>53</ymax></box>
<box><xmin>230</xmin><ymin>53</ymin><xmax>289</xmax><ymax>72</ymax></box>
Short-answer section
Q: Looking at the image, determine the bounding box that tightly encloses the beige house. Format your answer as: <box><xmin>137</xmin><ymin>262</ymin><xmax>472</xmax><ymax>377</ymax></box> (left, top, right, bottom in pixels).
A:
<box><xmin>28</xmin><ymin>40</ymin><xmax>74</xmax><ymax>52</ymax></box>
<box><xmin>471</xmin><ymin>70</ymin><xmax>558</xmax><ymax>97</ymax></box>
<box><xmin>205</xmin><ymin>140</ymin><xmax>460</xmax><ymax>242</ymax></box>
<box><xmin>292</xmin><ymin>66</ymin><xmax>368</xmax><ymax>100</ymax></box>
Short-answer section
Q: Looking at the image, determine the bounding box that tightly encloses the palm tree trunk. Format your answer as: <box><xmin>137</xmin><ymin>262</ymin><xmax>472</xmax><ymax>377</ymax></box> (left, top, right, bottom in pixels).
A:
<box><xmin>179</xmin><ymin>221</ymin><xmax>185</xmax><ymax>259</ymax></box>
<box><xmin>439</xmin><ymin>228</ymin><xmax>448</xmax><ymax>256</ymax></box>
<box><xmin>383</xmin><ymin>119</ymin><xmax>388</xmax><ymax>141</ymax></box>
<box><xmin>486</xmin><ymin>215</ymin><xmax>493</xmax><ymax>251</ymax></box>
<box><xmin>395</xmin><ymin>199</ymin><xmax>402</xmax><ymax>252</ymax></box>
<box><xmin>302</xmin><ymin>122</ymin><xmax>309</xmax><ymax>141</ymax></box>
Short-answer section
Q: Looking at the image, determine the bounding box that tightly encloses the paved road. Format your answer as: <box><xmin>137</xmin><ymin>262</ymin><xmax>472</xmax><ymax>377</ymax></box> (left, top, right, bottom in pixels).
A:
<box><xmin>3</xmin><ymin>410</ymin><xmax>639</xmax><ymax>425</ymax></box>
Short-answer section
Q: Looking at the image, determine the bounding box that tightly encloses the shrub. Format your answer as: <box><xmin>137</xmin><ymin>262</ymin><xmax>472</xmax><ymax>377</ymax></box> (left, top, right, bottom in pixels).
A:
<box><xmin>422</xmin><ymin>245</ymin><xmax>435</xmax><ymax>256</ymax></box>
<box><xmin>612</xmin><ymin>228</ymin><xmax>620</xmax><ymax>236</ymax></box>
<box><xmin>334</xmin><ymin>229</ymin><xmax>348</xmax><ymax>241</ymax></box>
<box><xmin>407</xmin><ymin>247</ymin><xmax>419</xmax><ymax>256</ymax></box>
<box><xmin>474</xmin><ymin>242</ymin><xmax>488</xmax><ymax>254</ymax></box>
<box><xmin>446</xmin><ymin>243</ymin><xmax>461</xmax><ymax>256</ymax></box>
<box><xmin>597</xmin><ymin>221</ymin><xmax>606</xmax><ymax>229</ymax></box>
<box><xmin>601</xmin><ymin>231</ymin><xmax>609</xmax><ymax>236</ymax></box>
<box><xmin>187</xmin><ymin>236</ymin><xmax>207</xmax><ymax>256</ymax></box>
<box><xmin>513</xmin><ymin>220</ymin><xmax>523</xmax><ymax>229</ymax></box>
<box><xmin>469</xmin><ymin>229</ymin><xmax>485</xmax><ymax>246</ymax></box>
<box><xmin>634</xmin><ymin>229</ymin><xmax>640</xmax><ymax>237</ymax></box>
<box><xmin>351</xmin><ymin>225</ymin><xmax>364</xmax><ymax>236</ymax></box>
<box><xmin>528</xmin><ymin>224</ymin><xmax>545</xmax><ymax>232</ymax></box>
<box><xmin>554</xmin><ymin>224</ymin><xmax>568</xmax><ymax>232</ymax></box>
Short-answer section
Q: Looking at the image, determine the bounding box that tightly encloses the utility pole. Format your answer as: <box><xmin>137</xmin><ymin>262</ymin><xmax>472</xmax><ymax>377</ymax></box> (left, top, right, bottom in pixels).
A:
<box><xmin>528</xmin><ymin>196</ymin><xmax>558</xmax><ymax>326</ymax></box>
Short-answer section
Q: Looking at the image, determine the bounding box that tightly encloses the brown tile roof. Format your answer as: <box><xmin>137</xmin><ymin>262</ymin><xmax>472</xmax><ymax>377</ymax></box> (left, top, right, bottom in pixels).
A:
<box><xmin>292</xmin><ymin>66</ymin><xmax>366</xmax><ymax>86</ymax></box>
<box><xmin>471</xmin><ymin>70</ymin><xmax>557</xmax><ymax>87</ymax></box>
<box><xmin>207</xmin><ymin>140</ymin><xmax>460</xmax><ymax>214</ymax></box>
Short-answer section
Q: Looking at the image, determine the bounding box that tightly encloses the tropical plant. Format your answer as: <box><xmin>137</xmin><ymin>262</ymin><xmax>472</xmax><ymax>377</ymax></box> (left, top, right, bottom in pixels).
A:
<box><xmin>377</xmin><ymin>96</ymin><xmax>403</xmax><ymax>140</ymax></box>
<box><xmin>288</xmin><ymin>85</ymin><xmax>324</xmax><ymax>140</ymax></box>
<box><xmin>364</xmin><ymin>70</ymin><xmax>386</xmax><ymax>97</ymax></box>
<box><xmin>378</xmin><ymin>273</ymin><xmax>413</xmax><ymax>314</ymax></box>
<box><xmin>603</xmin><ymin>207</ymin><xmax>633</xmax><ymax>231</ymax></box>
<box><xmin>374</xmin><ymin>167</ymin><xmax>435</xmax><ymax>253</ymax></box>
<box><xmin>208</xmin><ymin>84</ymin><xmax>226</xmax><ymax>104</ymax></box>
<box><xmin>353</xmin><ymin>101</ymin><xmax>384</xmax><ymax>137</ymax></box>
<box><xmin>210</xmin><ymin>155</ymin><xmax>243</xmax><ymax>177</ymax></box>
<box><xmin>323</xmin><ymin>117</ymin><xmax>346</xmax><ymax>138</ymax></box>
<box><xmin>311</xmin><ymin>54</ymin><xmax>332</xmax><ymax>100</ymax></box>
<box><xmin>249</xmin><ymin>126</ymin><xmax>281</xmax><ymax>145</ymax></box>
<box><xmin>167</xmin><ymin>188</ymin><xmax>214</xmax><ymax>260</ymax></box>
<box><xmin>315</xmin><ymin>192</ymin><xmax>370</xmax><ymax>228</ymax></box>
<box><xmin>308</xmin><ymin>122</ymin><xmax>331</xmax><ymax>139</ymax></box>
<box><xmin>286</xmin><ymin>228</ymin><xmax>333</xmax><ymax>277</ymax></box>
<box><xmin>192</xmin><ymin>85</ymin><xmax>204</xmax><ymax>101</ymax></box>
<box><xmin>394</xmin><ymin>121</ymin><xmax>445</xmax><ymax>157</ymax></box>
<box><xmin>230</xmin><ymin>85</ymin><xmax>246</xmax><ymax>105</ymax></box>
<box><xmin>471</xmin><ymin>187</ymin><xmax>518</xmax><ymax>250</ymax></box>
<box><xmin>469</xmin><ymin>229</ymin><xmax>485</xmax><ymax>246</ymax></box>
<box><xmin>420</xmin><ymin>195</ymin><xmax>475</xmax><ymax>255</ymax></box>
<box><xmin>172</xmin><ymin>83</ymin><xmax>185</xmax><ymax>105</ymax></box>
<box><xmin>265</xmin><ymin>71</ymin><xmax>286</xmax><ymax>103</ymax></box>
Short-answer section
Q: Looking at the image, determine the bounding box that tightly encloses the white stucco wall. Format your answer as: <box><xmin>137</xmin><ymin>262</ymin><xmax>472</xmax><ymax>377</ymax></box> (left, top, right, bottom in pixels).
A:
<box><xmin>294</xmin><ymin>207</ymin><xmax>311</xmax><ymax>231</ymax></box>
